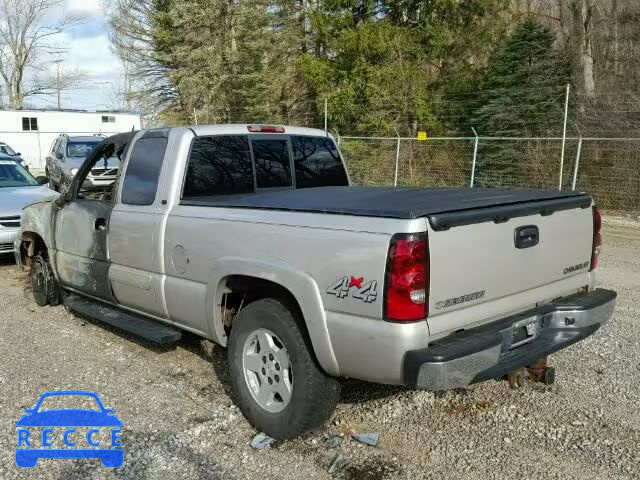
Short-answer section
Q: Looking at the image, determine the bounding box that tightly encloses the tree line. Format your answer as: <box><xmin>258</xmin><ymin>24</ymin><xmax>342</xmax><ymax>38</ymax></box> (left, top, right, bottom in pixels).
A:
<box><xmin>0</xmin><ymin>0</ymin><xmax>87</xmax><ymax>110</ymax></box>
<box><xmin>109</xmin><ymin>0</ymin><xmax>638</xmax><ymax>138</ymax></box>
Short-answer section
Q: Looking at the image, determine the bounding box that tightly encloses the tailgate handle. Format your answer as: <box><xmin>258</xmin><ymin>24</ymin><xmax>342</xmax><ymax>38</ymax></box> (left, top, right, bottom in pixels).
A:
<box><xmin>514</xmin><ymin>225</ymin><xmax>539</xmax><ymax>249</ymax></box>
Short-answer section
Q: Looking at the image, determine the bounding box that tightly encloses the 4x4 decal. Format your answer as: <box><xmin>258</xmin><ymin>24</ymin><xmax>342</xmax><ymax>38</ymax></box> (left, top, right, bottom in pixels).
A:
<box><xmin>326</xmin><ymin>276</ymin><xmax>378</xmax><ymax>303</ymax></box>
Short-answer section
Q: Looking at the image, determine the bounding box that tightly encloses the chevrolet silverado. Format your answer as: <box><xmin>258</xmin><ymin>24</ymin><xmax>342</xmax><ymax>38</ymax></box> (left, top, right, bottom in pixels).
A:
<box><xmin>16</xmin><ymin>124</ymin><xmax>616</xmax><ymax>439</ymax></box>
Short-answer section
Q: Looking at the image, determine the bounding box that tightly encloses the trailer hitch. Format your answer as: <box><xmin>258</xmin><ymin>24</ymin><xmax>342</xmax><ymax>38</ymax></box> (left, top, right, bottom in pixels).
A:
<box><xmin>507</xmin><ymin>356</ymin><xmax>555</xmax><ymax>389</ymax></box>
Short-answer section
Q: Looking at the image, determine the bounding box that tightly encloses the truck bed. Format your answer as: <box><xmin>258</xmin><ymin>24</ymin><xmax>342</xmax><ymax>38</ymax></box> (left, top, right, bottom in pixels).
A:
<box><xmin>180</xmin><ymin>187</ymin><xmax>592</xmax><ymax>230</ymax></box>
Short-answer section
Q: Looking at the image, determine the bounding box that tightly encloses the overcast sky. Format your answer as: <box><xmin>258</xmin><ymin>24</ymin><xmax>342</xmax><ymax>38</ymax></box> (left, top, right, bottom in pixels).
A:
<box><xmin>28</xmin><ymin>0</ymin><xmax>124</xmax><ymax>112</ymax></box>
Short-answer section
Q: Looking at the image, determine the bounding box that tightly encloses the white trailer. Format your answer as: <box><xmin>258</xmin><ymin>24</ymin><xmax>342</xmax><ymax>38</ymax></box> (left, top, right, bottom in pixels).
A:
<box><xmin>0</xmin><ymin>110</ymin><xmax>141</xmax><ymax>169</ymax></box>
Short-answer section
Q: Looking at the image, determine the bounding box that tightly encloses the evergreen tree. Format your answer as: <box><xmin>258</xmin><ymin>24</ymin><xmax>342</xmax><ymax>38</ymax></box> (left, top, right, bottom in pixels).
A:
<box><xmin>469</xmin><ymin>18</ymin><xmax>571</xmax><ymax>137</ymax></box>
<box><xmin>299</xmin><ymin>0</ymin><xmax>507</xmax><ymax>136</ymax></box>
<box><xmin>466</xmin><ymin>17</ymin><xmax>571</xmax><ymax>187</ymax></box>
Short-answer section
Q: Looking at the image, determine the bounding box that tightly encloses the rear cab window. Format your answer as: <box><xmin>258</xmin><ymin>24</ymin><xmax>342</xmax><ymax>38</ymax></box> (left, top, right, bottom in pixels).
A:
<box><xmin>182</xmin><ymin>133</ymin><xmax>347</xmax><ymax>198</ymax></box>
<box><xmin>252</xmin><ymin>139</ymin><xmax>292</xmax><ymax>189</ymax></box>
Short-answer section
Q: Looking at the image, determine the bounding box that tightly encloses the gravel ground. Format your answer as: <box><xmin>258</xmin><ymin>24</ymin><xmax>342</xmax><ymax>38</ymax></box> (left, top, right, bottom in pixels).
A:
<box><xmin>0</xmin><ymin>219</ymin><xmax>638</xmax><ymax>480</ymax></box>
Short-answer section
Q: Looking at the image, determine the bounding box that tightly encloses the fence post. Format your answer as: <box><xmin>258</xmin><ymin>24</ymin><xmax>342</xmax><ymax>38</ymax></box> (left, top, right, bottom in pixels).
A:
<box><xmin>571</xmin><ymin>137</ymin><xmax>583</xmax><ymax>190</ymax></box>
<box><xmin>37</xmin><ymin>130</ymin><xmax>43</xmax><ymax>170</ymax></box>
<box><xmin>324</xmin><ymin>98</ymin><xmax>328</xmax><ymax>133</ymax></box>
<box><xmin>470</xmin><ymin>127</ymin><xmax>479</xmax><ymax>188</ymax></box>
<box><xmin>558</xmin><ymin>83</ymin><xmax>570</xmax><ymax>190</ymax></box>
<box><xmin>393</xmin><ymin>128</ymin><xmax>401</xmax><ymax>187</ymax></box>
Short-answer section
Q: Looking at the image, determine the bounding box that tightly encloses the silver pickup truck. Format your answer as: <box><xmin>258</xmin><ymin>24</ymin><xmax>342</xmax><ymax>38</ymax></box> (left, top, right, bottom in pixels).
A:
<box><xmin>16</xmin><ymin>124</ymin><xmax>616</xmax><ymax>439</ymax></box>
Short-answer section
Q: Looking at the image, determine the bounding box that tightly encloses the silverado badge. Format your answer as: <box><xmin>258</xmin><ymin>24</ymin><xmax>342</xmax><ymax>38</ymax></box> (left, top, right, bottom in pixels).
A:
<box><xmin>435</xmin><ymin>290</ymin><xmax>485</xmax><ymax>310</ymax></box>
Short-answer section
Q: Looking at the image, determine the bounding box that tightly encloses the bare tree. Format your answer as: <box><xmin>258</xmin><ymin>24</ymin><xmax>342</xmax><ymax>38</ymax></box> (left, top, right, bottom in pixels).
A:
<box><xmin>107</xmin><ymin>0</ymin><xmax>178</xmax><ymax>111</ymax></box>
<box><xmin>567</xmin><ymin>0</ymin><xmax>596</xmax><ymax>98</ymax></box>
<box><xmin>0</xmin><ymin>0</ymin><xmax>77</xmax><ymax>109</ymax></box>
<box><xmin>46</xmin><ymin>60</ymin><xmax>86</xmax><ymax>110</ymax></box>
<box><xmin>513</xmin><ymin>0</ymin><xmax>599</xmax><ymax>98</ymax></box>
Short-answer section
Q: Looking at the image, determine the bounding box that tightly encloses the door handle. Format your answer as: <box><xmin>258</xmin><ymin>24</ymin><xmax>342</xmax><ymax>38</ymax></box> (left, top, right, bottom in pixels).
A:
<box><xmin>514</xmin><ymin>225</ymin><xmax>539</xmax><ymax>249</ymax></box>
<box><xmin>95</xmin><ymin>218</ymin><xmax>107</xmax><ymax>231</ymax></box>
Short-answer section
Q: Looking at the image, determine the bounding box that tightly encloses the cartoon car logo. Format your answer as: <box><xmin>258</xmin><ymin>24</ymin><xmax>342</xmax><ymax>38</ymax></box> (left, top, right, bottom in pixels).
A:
<box><xmin>15</xmin><ymin>391</ymin><xmax>123</xmax><ymax>468</ymax></box>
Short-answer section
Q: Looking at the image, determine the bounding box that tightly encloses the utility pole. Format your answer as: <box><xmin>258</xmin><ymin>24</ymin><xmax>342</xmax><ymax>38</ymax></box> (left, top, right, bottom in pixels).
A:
<box><xmin>54</xmin><ymin>59</ymin><xmax>63</xmax><ymax>110</ymax></box>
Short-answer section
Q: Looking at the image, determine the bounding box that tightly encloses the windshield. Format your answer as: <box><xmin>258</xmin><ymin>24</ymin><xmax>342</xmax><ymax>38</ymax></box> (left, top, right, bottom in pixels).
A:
<box><xmin>0</xmin><ymin>160</ymin><xmax>38</xmax><ymax>188</ymax></box>
<box><xmin>0</xmin><ymin>144</ymin><xmax>16</xmax><ymax>156</ymax></box>
<box><xmin>37</xmin><ymin>395</ymin><xmax>101</xmax><ymax>412</ymax></box>
<box><xmin>67</xmin><ymin>141</ymin><xmax>101</xmax><ymax>158</ymax></box>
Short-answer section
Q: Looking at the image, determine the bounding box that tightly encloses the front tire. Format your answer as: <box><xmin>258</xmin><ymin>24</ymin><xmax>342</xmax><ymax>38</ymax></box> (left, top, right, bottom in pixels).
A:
<box><xmin>228</xmin><ymin>298</ymin><xmax>340</xmax><ymax>439</ymax></box>
<box><xmin>30</xmin><ymin>255</ymin><xmax>61</xmax><ymax>307</ymax></box>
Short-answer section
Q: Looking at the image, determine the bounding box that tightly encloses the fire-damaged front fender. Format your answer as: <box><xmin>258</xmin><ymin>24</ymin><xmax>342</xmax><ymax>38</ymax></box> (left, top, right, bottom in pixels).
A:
<box><xmin>17</xmin><ymin>198</ymin><xmax>58</xmax><ymax>270</ymax></box>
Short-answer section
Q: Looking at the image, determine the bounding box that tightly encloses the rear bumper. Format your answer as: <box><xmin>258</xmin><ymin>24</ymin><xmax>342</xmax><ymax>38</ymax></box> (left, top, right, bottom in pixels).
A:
<box><xmin>404</xmin><ymin>288</ymin><xmax>616</xmax><ymax>390</ymax></box>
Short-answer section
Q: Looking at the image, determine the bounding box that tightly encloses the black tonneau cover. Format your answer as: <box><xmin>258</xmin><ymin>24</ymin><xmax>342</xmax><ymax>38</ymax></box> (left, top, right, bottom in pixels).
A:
<box><xmin>180</xmin><ymin>187</ymin><xmax>592</xmax><ymax>230</ymax></box>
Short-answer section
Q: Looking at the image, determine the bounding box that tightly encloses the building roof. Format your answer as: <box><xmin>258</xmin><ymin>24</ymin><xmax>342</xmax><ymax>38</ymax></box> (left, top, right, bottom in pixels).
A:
<box><xmin>0</xmin><ymin>108</ymin><xmax>140</xmax><ymax>116</ymax></box>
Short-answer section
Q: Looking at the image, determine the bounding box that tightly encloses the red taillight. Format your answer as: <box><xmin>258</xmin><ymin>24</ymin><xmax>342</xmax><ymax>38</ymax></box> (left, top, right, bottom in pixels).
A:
<box><xmin>590</xmin><ymin>207</ymin><xmax>602</xmax><ymax>270</ymax></box>
<box><xmin>384</xmin><ymin>233</ymin><xmax>429</xmax><ymax>322</ymax></box>
<box><xmin>247</xmin><ymin>125</ymin><xmax>285</xmax><ymax>133</ymax></box>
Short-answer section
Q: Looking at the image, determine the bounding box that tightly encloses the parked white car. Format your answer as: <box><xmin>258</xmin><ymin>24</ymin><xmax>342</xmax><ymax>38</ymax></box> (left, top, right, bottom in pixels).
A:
<box><xmin>0</xmin><ymin>160</ymin><xmax>56</xmax><ymax>255</ymax></box>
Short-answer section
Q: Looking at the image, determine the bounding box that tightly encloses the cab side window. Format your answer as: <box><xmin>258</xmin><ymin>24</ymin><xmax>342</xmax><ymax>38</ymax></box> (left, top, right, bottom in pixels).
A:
<box><xmin>55</xmin><ymin>140</ymin><xmax>65</xmax><ymax>158</ymax></box>
<box><xmin>291</xmin><ymin>136</ymin><xmax>348</xmax><ymax>188</ymax></box>
<box><xmin>121</xmin><ymin>135</ymin><xmax>168</xmax><ymax>205</ymax></box>
<box><xmin>183</xmin><ymin>136</ymin><xmax>253</xmax><ymax>197</ymax></box>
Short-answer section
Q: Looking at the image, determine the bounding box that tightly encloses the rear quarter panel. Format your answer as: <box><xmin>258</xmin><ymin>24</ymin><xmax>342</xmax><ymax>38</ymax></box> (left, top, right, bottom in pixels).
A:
<box><xmin>164</xmin><ymin>208</ymin><xmax>405</xmax><ymax>318</ymax></box>
<box><xmin>162</xmin><ymin>208</ymin><xmax>422</xmax><ymax>374</ymax></box>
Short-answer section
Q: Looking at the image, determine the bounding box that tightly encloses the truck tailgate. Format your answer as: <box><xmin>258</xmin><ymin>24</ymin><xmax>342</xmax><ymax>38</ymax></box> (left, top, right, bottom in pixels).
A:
<box><xmin>427</xmin><ymin>204</ymin><xmax>595</xmax><ymax>337</ymax></box>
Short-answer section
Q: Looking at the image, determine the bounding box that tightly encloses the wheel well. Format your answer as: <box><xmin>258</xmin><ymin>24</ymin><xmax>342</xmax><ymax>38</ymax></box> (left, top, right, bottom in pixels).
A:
<box><xmin>220</xmin><ymin>275</ymin><xmax>304</xmax><ymax>336</ymax></box>
<box><xmin>19</xmin><ymin>232</ymin><xmax>48</xmax><ymax>270</ymax></box>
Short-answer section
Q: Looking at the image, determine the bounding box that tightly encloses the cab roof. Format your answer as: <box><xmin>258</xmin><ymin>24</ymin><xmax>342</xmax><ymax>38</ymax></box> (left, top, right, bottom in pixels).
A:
<box><xmin>58</xmin><ymin>135</ymin><xmax>105</xmax><ymax>142</ymax></box>
<box><xmin>189</xmin><ymin>124</ymin><xmax>331</xmax><ymax>138</ymax></box>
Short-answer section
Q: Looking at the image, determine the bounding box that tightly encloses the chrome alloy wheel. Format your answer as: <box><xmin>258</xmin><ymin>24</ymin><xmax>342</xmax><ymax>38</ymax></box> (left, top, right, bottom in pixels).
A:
<box><xmin>242</xmin><ymin>328</ymin><xmax>293</xmax><ymax>413</ymax></box>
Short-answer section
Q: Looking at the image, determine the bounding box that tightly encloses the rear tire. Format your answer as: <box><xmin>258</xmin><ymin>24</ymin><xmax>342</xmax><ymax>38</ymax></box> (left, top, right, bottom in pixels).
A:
<box><xmin>228</xmin><ymin>298</ymin><xmax>340</xmax><ymax>439</ymax></box>
<box><xmin>31</xmin><ymin>255</ymin><xmax>61</xmax><ymax>307</ymax></box>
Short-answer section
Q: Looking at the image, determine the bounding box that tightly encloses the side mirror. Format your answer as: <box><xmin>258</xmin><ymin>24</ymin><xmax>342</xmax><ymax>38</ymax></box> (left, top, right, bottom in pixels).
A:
<box><xmin>15</xmin><ymin>152</ymin><xmax>21</xmax><ymax>156</ymax></box>
<box><xmin>35</xmin><ymin>176</ymin><xmax>49</xmax><ymax>185</ymax></box>
<box><xmin>56</xmin><ymin>152</ymin><xmax>63</xmax><ymax>160</ymax></box>
<box><xmin>23</xmin><ymin>409</ymin><xmax>35</xmax><ymax>414</ymax></box>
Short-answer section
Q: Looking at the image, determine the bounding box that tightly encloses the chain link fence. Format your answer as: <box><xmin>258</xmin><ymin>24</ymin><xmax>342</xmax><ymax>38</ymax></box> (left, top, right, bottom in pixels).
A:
<box><xmin>338</xmin><ymin>136</ymin><xmax>640</xmax><ymax>212</ymax></box>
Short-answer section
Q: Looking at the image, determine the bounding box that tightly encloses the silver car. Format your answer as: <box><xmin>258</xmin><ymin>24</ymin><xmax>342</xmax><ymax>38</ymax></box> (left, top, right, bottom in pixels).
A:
<box><xmin>0</xmin><ymin>142</ymin><xmax>27</xmax><ymax>169</ymax></box>
<box><xmin>0</xmin><ymin>160</ymin><xmax>56</xmax><ymax>255</ymax></box>
<box><xmin>45</xmin><ymin>135</ymin><xmax>115</xmax><ymax>192</ymax></box>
